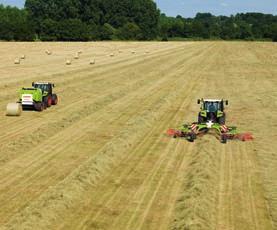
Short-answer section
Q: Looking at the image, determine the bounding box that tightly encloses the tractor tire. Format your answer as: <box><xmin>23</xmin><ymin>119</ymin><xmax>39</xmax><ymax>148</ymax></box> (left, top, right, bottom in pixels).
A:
<box><xmin>52</xmin><ymin>94</ymin><xmax>58</xmax><ymax>105</ymax></box>
<box><xmin>188</xmin><ymin>133</ymin><xmax>196</xmax><ymax>142</ymax></box>
<box><xmin>43</xmin><ymin>96</ymin><xmax>52</xmax><ymax>108</ymax></box>
<box><xmin>34</xmin><ymin>102</ymin><xmax>44</xmax><ymax>112</ymax></box>
<box><xmin>219</xmin><ymin>115</ymin><xmax>225</xmax><ymax>125</ymax></box>
<box><xmin>221</xmin><ymin>135</ymin><xmax>227</xmax><ymax>144</ymax></box>
<box><xmin>198</xmin><ymin>113</ymin><xmax>205</xmax><ymax>124</ymax></box>
<box><xmin>47</xmin><ymin>96</ymin><xmax>52</xmax><ymax>107</ymax></box>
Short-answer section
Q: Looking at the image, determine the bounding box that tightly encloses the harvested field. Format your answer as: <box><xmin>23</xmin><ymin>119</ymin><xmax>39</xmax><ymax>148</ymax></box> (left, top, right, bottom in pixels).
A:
<box><xmin>0</xmin><ymin>41</ymin><xmax>276</xmax><ymax>230</ymax></box>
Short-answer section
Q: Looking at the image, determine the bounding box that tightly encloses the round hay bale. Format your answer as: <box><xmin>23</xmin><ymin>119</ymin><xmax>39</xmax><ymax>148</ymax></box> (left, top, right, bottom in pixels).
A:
<box><xmin>74</xmin><ymin>54</ymin><xmax>79</xmax><ymax>59</ymax></box>
<box><xmin>90</xmin><ymin>59</ymin><xmax>95</xmax><ymax>65</ymax></box>
<box><xmin>14</xmin><ymin>58</ymin><xmax>20</xmax><ymax>64</ymax></box>
<box><xmin>6</xmin><ymin>103</ymin><xmax>22</xmax><ymax>116</ymax></box>
<box><xmin>20</xmin><ymin>55</ymin><xmax>26</xmax><ymax>59</ymax></box>
<box><xmin>78</xmin><ymin>50</ymin><xmax>83</xmax><ymax>54</ymax></box>
<box><xmin>46</xmin><ymin>50</ymin><xmax>52</xmax><ymax>55</ymax></box>
<box><xmin>66</xmin><ymin>60</ymin><xmax>72</xmax><ymax>65</ymax></box>
<box><xmin>110</xmin><ymin>53</ymin><xmax>114</xmax><ymax>57</ymax></box>
<box><xmin>131</xmin><ymin>51</ymin><xmax>136</xmax><ymax>54</ymax></box>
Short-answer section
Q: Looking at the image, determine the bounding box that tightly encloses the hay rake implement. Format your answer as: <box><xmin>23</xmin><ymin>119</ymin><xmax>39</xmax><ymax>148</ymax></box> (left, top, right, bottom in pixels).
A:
<box><xmin>167</xmin><ymin>99</ymin><xmax>253</xmax><ymax>144</ymax></box>
<box><xmin>167</xmin><ymin>122</ymin><xmax>253</xmax><ymax>144</ymax></box>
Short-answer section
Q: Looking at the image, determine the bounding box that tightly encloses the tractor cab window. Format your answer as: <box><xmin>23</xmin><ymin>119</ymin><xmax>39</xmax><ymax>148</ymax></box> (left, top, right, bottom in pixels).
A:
<box><xmin>34</xmin><ymin>84</ymin><xmax>49</xmax><ymax>93</ymax></box>
<box><xmin>204</xmin><ymin>102</ymin><xmax>221</xmax><ymax>112</ymax></box>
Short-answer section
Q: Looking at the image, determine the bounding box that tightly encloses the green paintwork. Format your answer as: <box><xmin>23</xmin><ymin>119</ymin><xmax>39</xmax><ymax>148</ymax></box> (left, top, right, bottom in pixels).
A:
<box><xmin>19</xmin><ymin>87</ymin><xmax>43</xmax><ymax>102</ymax></box>
<box><xmin>179</xmin><ymin>123</ymin><xmax>239</xmax><ymax>135</ymax></box>
<box><xmin>200</xmin><ymin>110</ymin><xmax>207</xmax><ymax>117</ymax></box>
<box><xmin>217</xmin><ymin>111</ymin><xmax>223</xmax><ymax>118</ymax></box>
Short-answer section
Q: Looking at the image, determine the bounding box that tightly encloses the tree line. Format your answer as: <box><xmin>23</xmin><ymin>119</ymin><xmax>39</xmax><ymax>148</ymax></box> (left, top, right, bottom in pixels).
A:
<box><xmin>0</xmin><ymin>1</ymin><xmax>276</xmax><ymax>41</ymax></box>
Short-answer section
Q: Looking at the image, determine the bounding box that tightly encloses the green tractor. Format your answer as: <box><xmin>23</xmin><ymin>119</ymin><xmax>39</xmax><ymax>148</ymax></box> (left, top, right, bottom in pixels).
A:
<box><xmin>197</xmin><ymin>98</ymin><xmax>228</xmax><ymax>125</ymax></box>
<box><xmin>6</xmin><ymin>82</ymin><xmax>58</xmax><ymax>116</ymax></box>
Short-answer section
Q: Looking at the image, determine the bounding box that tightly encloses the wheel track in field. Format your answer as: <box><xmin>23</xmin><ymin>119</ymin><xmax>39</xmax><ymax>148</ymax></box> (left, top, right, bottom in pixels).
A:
<box><xmin>0</xmin><ymin>44</ymin><xmax>207</xmax><ymax>225</ymax></box>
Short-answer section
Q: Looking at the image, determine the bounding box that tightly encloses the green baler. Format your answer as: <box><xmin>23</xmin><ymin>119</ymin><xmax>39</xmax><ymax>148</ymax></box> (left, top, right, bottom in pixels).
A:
<box><xmin>6</xmin><ymin>82</ymin><xmax>58</xmax><ymax>116</ymax></box>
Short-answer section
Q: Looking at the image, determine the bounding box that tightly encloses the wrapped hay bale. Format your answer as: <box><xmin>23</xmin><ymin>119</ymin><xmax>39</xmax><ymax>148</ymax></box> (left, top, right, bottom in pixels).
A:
<box><xmin>6</xmin><ymin>103</ymin><xmax>22</xmax><ymax>116</ymax></box>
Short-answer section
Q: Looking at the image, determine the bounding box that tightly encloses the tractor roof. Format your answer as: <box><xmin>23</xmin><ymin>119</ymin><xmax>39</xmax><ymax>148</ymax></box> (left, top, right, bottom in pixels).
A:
<box><xmin>34</xmin><ymin>82</ymin><xmax>51</xmax><ymax>84</ymax></box>
<box><xmin>22</xmin><ymin>87</ymin><xmax>39</xmax><ymax>90</ymax></box>
<box><xmin>203</xmin><ymin>99</ymin><xmax>222</xmax><ymax>102</ymax></box>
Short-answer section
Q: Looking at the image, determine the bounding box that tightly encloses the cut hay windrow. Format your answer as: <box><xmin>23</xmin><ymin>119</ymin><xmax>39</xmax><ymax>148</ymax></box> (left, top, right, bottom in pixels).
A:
<box><xmin>170</xmin><ymin>143</ymin><xmax>220</xmax><ymax>230</ymax></box>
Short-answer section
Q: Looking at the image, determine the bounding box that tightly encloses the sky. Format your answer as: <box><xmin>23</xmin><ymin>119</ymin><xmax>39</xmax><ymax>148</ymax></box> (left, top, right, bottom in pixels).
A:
<box><xmin>0</xmin><ymin>0</ymin><xmax>276</xmax><ymax>17</ymax></box>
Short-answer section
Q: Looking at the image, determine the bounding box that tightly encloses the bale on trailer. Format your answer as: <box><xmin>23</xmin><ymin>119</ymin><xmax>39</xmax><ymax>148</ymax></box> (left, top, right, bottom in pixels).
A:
<box><xmin>6</xmin><ymin>103</ymin><xmax>22</xmax><ymax>116</ymax></box>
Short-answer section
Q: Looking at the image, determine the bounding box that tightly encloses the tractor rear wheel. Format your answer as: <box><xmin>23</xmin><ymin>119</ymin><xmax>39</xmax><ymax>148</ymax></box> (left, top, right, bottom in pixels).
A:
<box><xmin>47</xmin><ymin>96</ymin><xmax>52</xmax><ymax>107</ymax></box>
<box><xmin>52</xmin><ymin>94</ymin><xmax>58</xmax><ymax>105</ymax></box>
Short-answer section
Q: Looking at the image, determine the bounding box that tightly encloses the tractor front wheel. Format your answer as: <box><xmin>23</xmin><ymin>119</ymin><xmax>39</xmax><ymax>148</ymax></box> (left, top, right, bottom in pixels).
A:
<box><xmin>221</xmin><ymin>135</ymin><xmax>227</xmax><ymax>144</ymax></box>
<box><xmin>198</xmin><ymin>113</ymin><xmax>205</xmax><ymax>124</ymax></box>
<box><xmin>219</xmin><ymin>115</ymin><xmax>225</xmax><ymax>125</ymax></box>
<box><xmin>188</xmin><ymin>133</ymin><xmax>196</xmax><ymax>142</ymax></box>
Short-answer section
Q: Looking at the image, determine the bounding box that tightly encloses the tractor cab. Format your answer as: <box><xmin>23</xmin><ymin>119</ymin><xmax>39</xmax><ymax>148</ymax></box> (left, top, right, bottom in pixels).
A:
<box><xmin>32</xmin><ymin>82</ymin><xmax>54</xmax><ymax>94</ymax></box>
<box><xmin>197</xmin><ymin>99</ymin><xmax>228</xmax><ymax>125</ymax></box>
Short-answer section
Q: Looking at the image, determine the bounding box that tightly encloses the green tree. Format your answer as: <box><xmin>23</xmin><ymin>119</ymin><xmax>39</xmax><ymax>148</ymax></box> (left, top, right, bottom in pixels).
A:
<box><xmin>118</xmin><ymin>22</ymin><xmax>142</xmax><ymax>40</ymax></box>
